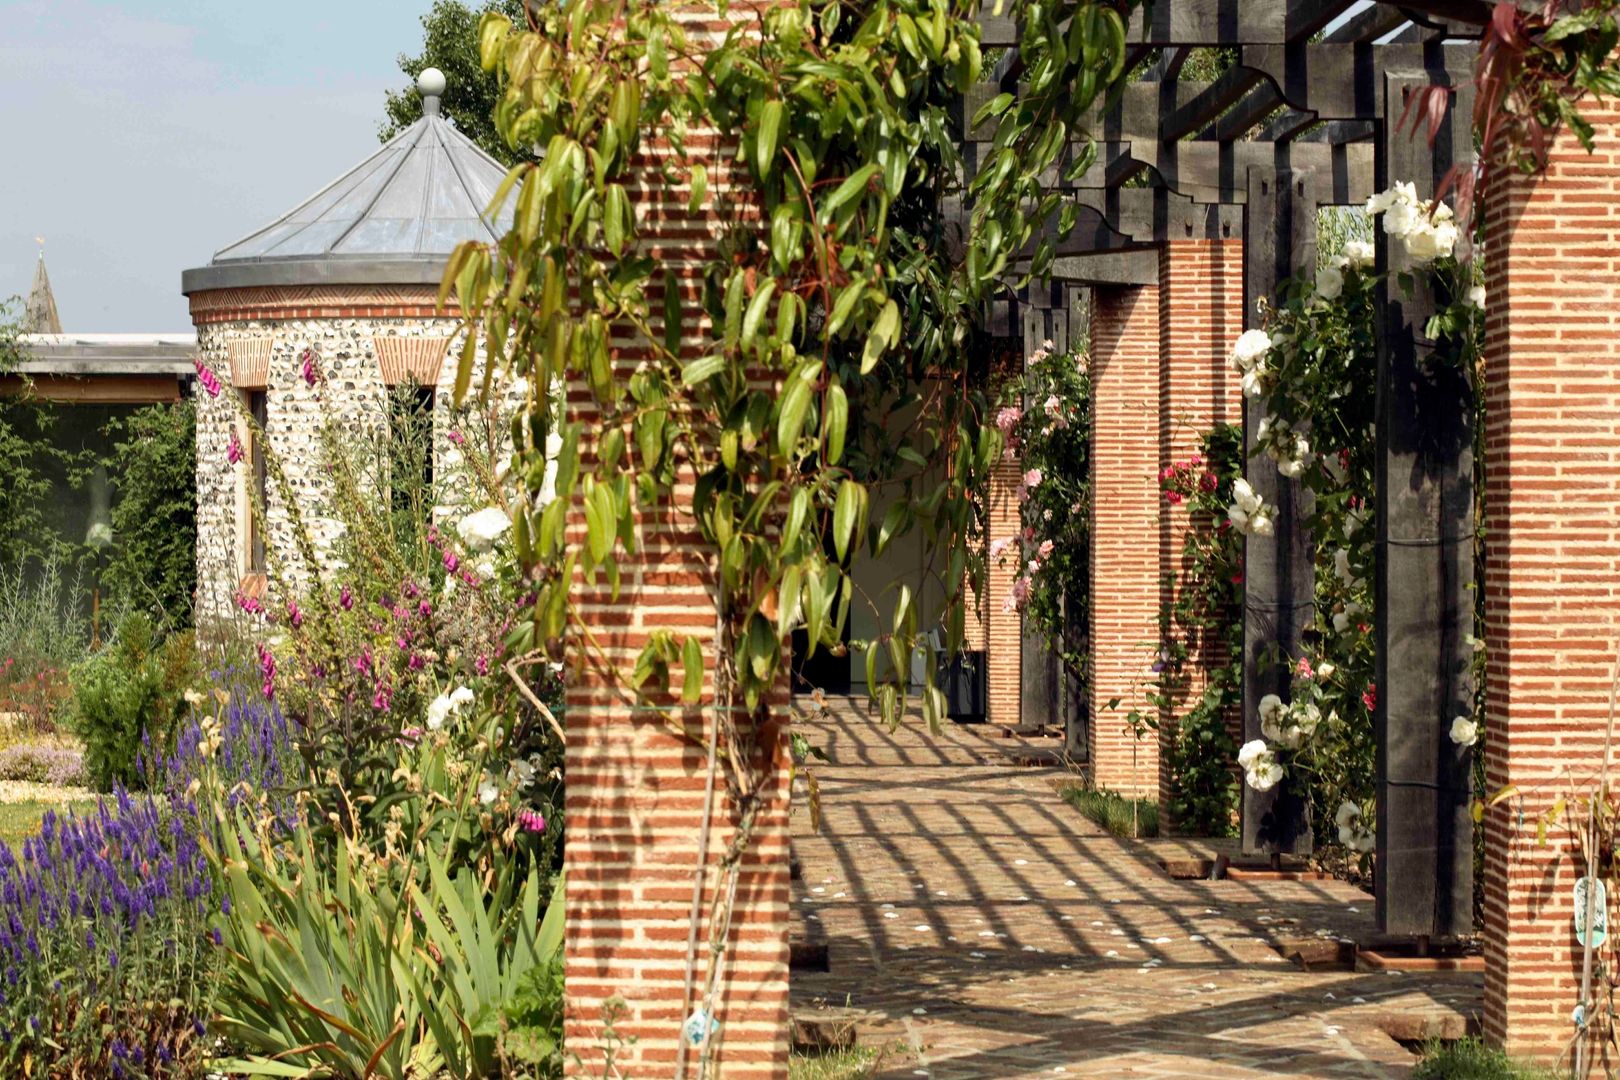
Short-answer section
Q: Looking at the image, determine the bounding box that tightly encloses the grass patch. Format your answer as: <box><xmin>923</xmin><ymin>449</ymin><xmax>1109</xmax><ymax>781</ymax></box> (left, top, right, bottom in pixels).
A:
<box><xmin>0</xmin><ymin>798</ymin><xmax>98</xmax><ymax>848</ymax></box>
<box><xmin>1061</xmin><ymin>786</ymin><xmax>1159</xmax><ymax>838</ymax></box>
<box><xmin>789</xmin><ymin>1044</ymin><xmax>889</xmax><ymax>1080</ymax></box>
<box><xmin>1412</xmin><ymin>1038</ymin><xmax>1560</xmax><ymax>1080</ymax></box>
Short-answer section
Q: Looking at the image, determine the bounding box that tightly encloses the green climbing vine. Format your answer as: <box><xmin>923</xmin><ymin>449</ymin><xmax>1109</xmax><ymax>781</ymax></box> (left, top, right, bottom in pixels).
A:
<box><xmin>446</xmin><ymin>0</ymin><xmax>1138</xmax><ymax>1063</ymax></box>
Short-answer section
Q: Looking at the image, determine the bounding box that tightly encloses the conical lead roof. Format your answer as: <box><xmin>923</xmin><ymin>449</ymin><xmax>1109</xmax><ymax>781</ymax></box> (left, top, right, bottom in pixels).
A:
<box><xmin>183</xmin><ymin>69</ymin><xmax>513</xmax><ymax>294</ymax></box>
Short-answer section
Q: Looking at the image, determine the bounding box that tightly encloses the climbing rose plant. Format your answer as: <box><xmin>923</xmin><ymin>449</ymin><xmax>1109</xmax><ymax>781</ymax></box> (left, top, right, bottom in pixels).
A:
<box><xmin>1229</xmin><ymin>183</ymin><xmax>1484</xmax><ymax>862</ymax></box>
<box><xmin>992</xmin><ymin>340</ymin><xmax>1092</xmax><ymax>686</ymax></box>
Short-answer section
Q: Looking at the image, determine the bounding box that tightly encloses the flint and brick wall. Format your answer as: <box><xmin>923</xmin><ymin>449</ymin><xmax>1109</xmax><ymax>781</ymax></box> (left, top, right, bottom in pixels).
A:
<box><xmin>1481</xmin><ymin>102</ymin><xmax>1620</xmax><ymax>1063</ymax></box>
<box><xmin>1156</xmin><ymin>240</ymin><xmax>1246</xmax><ymax>819</ymax></box>
<box><xmin>188</xmin><ymin>287</ymin><xmax>508</xmax><ymax>622</ymax></box>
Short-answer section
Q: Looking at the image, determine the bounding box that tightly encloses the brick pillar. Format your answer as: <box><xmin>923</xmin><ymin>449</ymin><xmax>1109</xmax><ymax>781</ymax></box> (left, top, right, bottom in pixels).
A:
<box><xmin>1156</xmin><ymin>239</ymin><xmax>1246</xmax><ymax>820</ymax></box>
<box><xmin>1482</xmin><ymin>103</ymin><xmax>1620</xmax><ymax>1062</ymax></box>
<box><xmin>565</xmin><ymin>147</ymin><xmax>790</xmax><ymax>1080</ymax></box>
<box><xmin>1090</xmin><ymin>283</ymin><xmax>1161</xmax><ymax>795</ymax></box>
<box><xmin>984</xmin><ymin>456</ymin><xmax>1024</xmax><ymax>728</ymax></box>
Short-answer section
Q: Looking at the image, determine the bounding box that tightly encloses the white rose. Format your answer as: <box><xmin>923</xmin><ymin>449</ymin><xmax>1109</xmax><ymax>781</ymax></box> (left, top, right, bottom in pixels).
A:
<box><xmin>427</xmin><ymin>694</ymin><xmax>453</xmax><ymax>730</ymax></box>
<box><xmin>1317</xmin><ymin>661</ymin><xmax>1337</xmax><ymax>679</ymax></box>
<box><xmin>1334</xmin><ymin>548</ymin><xmax>1354</xmax><ymax>588</ymax></box>
<box><xmin>1259</xmin><ymin>694</ymin><xmax>1287</xmax><ymax>726</ymax></box>
<box><xmin>1233</xmin><ymin>478</ymin><xmax>1258</xmax><ymax>510</ymax></box>
<box><xmin>1256</xmin><ymin>415</ymin><xmax>1273</xmax><ymax>444</ymax></box>
<box><xmin>1334</xmin><ymin>800</ymin><xmax>1361</xmax><ymax>829</ymax></box>
<box><xmin>1228</xmin><ymin>506</ymin><xmax>1251</xmax><ymax>533</ymax></box>
<box><xmin>1315</xmin><ymin>265</ymin><xmax>1344</xmax><ymax>300</ymax></box>
<box><xmin>1246</xmin><ymin>761</ymin><xmax>1285</xmax><ymax>793</ymax></box>
<box><xmin>1238</xmin><ymin>739</ymin><xmax>1269</xmax><ymax>770</ymax></box>
<box><xmin>1402</xmin><ymin>222</ymin><xmax>1445</xmax><ymax>263</ymax></box>
<box><xmin>1332</xmin><ymin>610</ymin><xmax>1350</xmax><ymax>634</ymax></box>
<box><xmin>450</xmin><ymin>686</ymin><xmax>476</xmax><ymax>709</ymax></box>
<box><xmin>1365</xmin><ymin>189</ymin><xmax>1396</xmax><ymax>216</ymax></box>
<box><xmin>458</xmin><ymin>506</ymin><xmax>512</xmax><ymax>552</ymax></box>
<box><xmin>1450</xmin><ymin>715</ymin><xmax>1479</xmax><ymax>747</ymax></box>
<box><xmin>1241</xmin><ymin>367</ymin><xmax>1267</xmax><ymax>399</ymax></box>
<box><xmin>1468</xmin><ymin>284</ymin><xmax>1486</xmax><ymax>310</ymax></box>
<box><xmin>1343</xmin><ymin>240</ymin><xmax>1374</xmax><ymax>268</ymax></box>
<box><xmin>1384</xmin><ymin>199</ymin><xmax>1419</xmax><ymax>239</ymax></box>
<box><xmin>1278</xmin><ymin>457</ymin><xmax>1306</xmax><ymax>479</ymax></box>
<box><xmin>1250</xmin><ymin>510</ymin><xmax>1275</xmax><ymax>537</ymax></box>
<box><xmin>1352</xmin><ymin>832</ymin><xmax>1375</xmax><ymax>853</ymax></box>
<box><xmin>1293</xmin><ymin>702</ymin><xmax>1322</xmax><ymax>736</ymax></box>
<box><xmin>478</xmin><ymin>779</ymin><xmax>500</xmax><ymax>805</ymax></box>
<box><xmin>1230</xmin><ymin>329</ymin><xmax>1273</xmax><ymax>370</ymax></box>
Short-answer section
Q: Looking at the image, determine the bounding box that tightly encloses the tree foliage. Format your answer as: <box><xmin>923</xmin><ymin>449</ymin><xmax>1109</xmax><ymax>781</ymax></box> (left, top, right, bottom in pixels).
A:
<box><xmin>381</xmin><ymin>0</ymin><xmax>533</xmax><ymax>165</ymax></box>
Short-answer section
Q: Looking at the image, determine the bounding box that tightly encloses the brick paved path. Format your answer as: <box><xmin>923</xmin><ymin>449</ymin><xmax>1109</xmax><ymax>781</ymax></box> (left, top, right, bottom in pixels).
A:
<box><xmin>790</xmin><ymin>700</ymin><xmax>1482</xmax><ymax>1079</ymax></box>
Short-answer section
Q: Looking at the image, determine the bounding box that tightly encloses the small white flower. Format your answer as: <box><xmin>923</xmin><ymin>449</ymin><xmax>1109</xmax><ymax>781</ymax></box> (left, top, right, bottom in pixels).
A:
<box><xmin>1238</xmin><ymin>740</ymin><xmax>1269</xmax><ymax>770</ymax></box>
<box><xmin>1292</xmin><ymin>702</ymin><xmax>1322</xmax><ymax>738</ymax></box>
<box><xmin>1258</xmin><ymin>694</ymin><xmax>1287</xmax><ymax>737</ymax></box>
<box><xmin>1278</xmin><ymin>457</ymin><xmax>1306</xmax><ymax>479</ymax></box>
<box><xmin>450</xmin><ymin>686</ymin><xmax>476</xmax><ymax>709</ymax></box>
<box><xmin>479</xmin><ymin>779</ymin><xmax>500</xmax><ymax>805</ymax></box>
<box><xmin>427</xmin><ymin>694</ymin><xmax>452</xmax><ymax>730</ymax></box>
<box><xmin>1450</xmin><ymin>715</ymin><xmax>1479</xmax><ymax>748</ymax></box>
<box><xmin>1335</xmin><ymin>800</ymin><xmax>1361</xmax><ymax>829</ymax></box>
<box><xmin>458</xmin><ymin>507</ymin><xmax>512</xmax><ymax>552</ymax></box>
<box><xmin>1250</xmin><ymin>510</ymin><xmax>1275</xmax><ymax>537</ymax></box>
<box><xmin>1315</xmin><ymin>265</ymin><xmax>1344</xmax><ymax>301</ymax></box>
<box><xmin>1246</xmin><ymin>761</ymin><xmax>1284</xmax><ymax>793</ymax></box>
<box><xmin>1230</xmin><ymin>329</ymin><xmax>1273</xmax><ymax>372</ymax></box>
<box><xmin>1317</xmin><ymin>661</ymin><xmax>1337</xmax><ymax>679</ymax></box>
<box><xmin>1332</xmin><ymin>610</ymin><xmax>1350</xmax><ymax>634</ymax></box>
<box><xmin>1468</xmin><ymin>284</ymin><xmax>1486</xmax><ymax>310</ymax></box>
<box><xmin>1241</xmin><ymin>366</ymin><xmax>1267</xmax><ymax>399</ymax></box>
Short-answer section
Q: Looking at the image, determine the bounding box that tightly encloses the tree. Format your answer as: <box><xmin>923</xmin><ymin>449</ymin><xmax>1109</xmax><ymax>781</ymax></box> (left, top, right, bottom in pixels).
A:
<box><xmin>380</xmin><ymin>0</ymin><xmax>531</xmax><ymax>165</ymax></box>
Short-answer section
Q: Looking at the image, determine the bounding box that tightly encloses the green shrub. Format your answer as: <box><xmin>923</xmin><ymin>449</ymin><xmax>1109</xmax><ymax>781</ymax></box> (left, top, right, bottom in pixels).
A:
<box><xmin>101</xmin><ymin>400</ymin><xmax>197</xmax><ymax>626</ymax></box>
<box><xmin>1062</xmin><ymin>785</ymin><xmax>1159</xmax><ymax>838</ymax></box>
<box><xmin>70</xmin><ymin>612</ymin><xmax>196</xmax><ymax>791</ymax></box>
<box><xmin>1413</xmin><ymin>1038</ymin><xmax>1559</xmax><ymax>1080</ymax></box>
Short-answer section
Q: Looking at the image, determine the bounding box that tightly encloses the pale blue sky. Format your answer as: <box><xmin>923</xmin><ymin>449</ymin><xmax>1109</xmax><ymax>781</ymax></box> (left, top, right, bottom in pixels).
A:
<box><xmin>1</xmin><ymin>1</ymin><xmax>433</xmax><ymax>330</ymax></box>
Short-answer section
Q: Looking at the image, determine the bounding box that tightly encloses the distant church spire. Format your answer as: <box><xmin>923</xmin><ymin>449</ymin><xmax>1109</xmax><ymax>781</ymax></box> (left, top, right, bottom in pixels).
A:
<box><xmin>25</xmin><ymin>239</ymin><xmax>62</xmax><ymax>334</ymax></box>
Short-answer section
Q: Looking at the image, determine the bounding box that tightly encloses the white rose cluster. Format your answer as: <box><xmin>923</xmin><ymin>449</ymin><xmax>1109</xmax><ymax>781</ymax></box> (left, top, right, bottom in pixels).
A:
<box><xmin>1257</xmin><ymin>692</ymin><xmax>1323</xmax><ymax>751</ymax></box>
<box><xmin>1314</xmin><ymin>239</ymin><xmax>1374</xmax><ymax>302</ymax></box>
<box><xmin>1365</xmin><ymin>181</ymin><xmax>1458</xmax><ymax>266</ymax></box>
<box><xmin>1450</xmin><ymin>714</ymin><xmax>1479</xmax><ymax>748</ymax></box>
<box><xmin>458</xmin><ymin>506</ymin><xmax>512</xmax><ymax>552</ymax></box>
<box><xmin>1256</xmin><ymin>414</ymin><xmax>1312</xmax><ymax>479</ymax></box>
<box><xmin>427</xmin><ymin>685</ymin><xmax>477</xmax><ymax>730</ymax></box>
<box><xmin>1229</xmin><ymin>329</ymin><xmax>1273</xmax><ymax>399</ymax></box>
<box><xmin>1226</xmin><ymin>478</ymin><xmax>1275</xmax><ymax>537</ymax></box>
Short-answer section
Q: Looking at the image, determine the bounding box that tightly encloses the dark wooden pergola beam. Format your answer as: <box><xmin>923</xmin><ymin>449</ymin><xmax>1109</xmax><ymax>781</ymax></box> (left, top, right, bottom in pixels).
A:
<box><xmin>1163</xmin><ymin>66</ymin><xmax>1266</xmax><ymax>140</ymax></box>
<box><xmin>1325</xmin><ymin>5</ymin><xmax>1409</xmax><ymax>43</ymax></box>
<box><xmin>1200</xmin><ymin>83</ymin><xmax>1286</xmax><ymax>143</ymax></box>
<box><xmin>1259</xmin><ymin>109</ymin><xmax>1320</xmax><ymax>143</ymax></box>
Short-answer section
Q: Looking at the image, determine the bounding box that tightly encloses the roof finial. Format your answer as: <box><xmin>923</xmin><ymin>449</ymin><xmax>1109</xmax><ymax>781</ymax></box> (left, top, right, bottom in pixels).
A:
<box><xmin>417</xmin><ymin>67</ymin><xmax>446</xmax><ymax>118</ymax></box>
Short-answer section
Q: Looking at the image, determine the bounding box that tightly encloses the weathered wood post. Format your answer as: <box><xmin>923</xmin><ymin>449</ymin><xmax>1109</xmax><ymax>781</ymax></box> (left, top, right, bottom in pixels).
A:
<box><xmin>1373</xmin><ymin>70</ymin><xmax>1476</xmax><ymax>938</ymax></box>
<box><xmin>1240</xmin><ymin>159</ymin><xmax>1318</xmax><ymax>856</ymax></box>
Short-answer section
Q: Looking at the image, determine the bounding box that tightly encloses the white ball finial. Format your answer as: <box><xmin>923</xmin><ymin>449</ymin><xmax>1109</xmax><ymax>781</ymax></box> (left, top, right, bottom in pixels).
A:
<box><xmin>417</xmin><ymin>67</ymin><xmax>447</xmax><ymax>97</ymax></box>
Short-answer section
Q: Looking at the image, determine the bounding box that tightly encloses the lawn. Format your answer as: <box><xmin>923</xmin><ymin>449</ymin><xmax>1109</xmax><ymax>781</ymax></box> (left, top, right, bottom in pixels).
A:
<box><xmin>1060</xmin><ymin>785</ymin><xmax>1160</xmax><ymax>838</ymax></box>
<box><xmin>0</xmin><ymin>795</ymin><xmax>99</xmax><ymax>847</ymax></box>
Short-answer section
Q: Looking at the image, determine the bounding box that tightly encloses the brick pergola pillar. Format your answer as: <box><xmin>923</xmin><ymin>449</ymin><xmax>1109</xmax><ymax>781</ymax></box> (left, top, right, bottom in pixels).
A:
<box><xmin>564</xmin><ymin>146</ymin><xmax>791</xmax><ymax>1080</ymax></box>
<box><xmin>1090</xmin><ymin>282</ymin><xmax>1162</xmax><ymax>794</ymax></box>
<box><xmin>984</xmin><ymin>456</ymin><xmax>1025</xmax><ymax>729</ymax></box>
<box><xmin>1156</xmin><ymin>238</ymin><xmax>1246</xmax><ymax>819</ymax></box>
<box><xmin>1482</xmin><ymin>102</ymin><xmax>1620</xmax><ymax>1062</ymax></box>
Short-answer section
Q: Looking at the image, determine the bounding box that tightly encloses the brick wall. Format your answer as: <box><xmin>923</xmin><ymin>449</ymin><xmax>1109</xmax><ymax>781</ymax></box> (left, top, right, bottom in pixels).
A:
<box><xmin>1089</xmin><ymin>284</ymin><xmax>1163</xmax><ymax>794</ymax></box>
<box><xmin>1156</xmin><ymin>240</ymin><xmax>1246</xmax><ymax>820</ymax></box>
<box><xmin>984</xmin><ymin>457</ymin><xmax>1025</xmax><ymax>727</ymax></box>
<box><xmin>1481</xmin><ymin>102</ymin><xmax>1620</xmax><ymax>1063</ymax></box>
<box><xmin>565</xmin><ymin>8</ymin><xmax>791</xmax><ymax>1072</ymax></box>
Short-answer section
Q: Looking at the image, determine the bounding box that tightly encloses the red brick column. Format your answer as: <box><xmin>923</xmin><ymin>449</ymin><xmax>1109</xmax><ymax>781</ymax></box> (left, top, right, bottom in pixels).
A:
<box><xmin>1482</xmin><ymin>103</ymin><xmax>1620</xmax><ymax>1062</ymax></box>
<box><xmin>1090</xmin><ymin>283</ymin><xmax>1162</xmax><ymax>794</ymax></box>
<box><xmin>984</xmin><ymin>457</ymin><xmax>1025</xmax><ymax>727</ymax></box>
<box><xmin>1156</xmin><ymin>240</ymin><xmax>1246</xmax><ymax>819</ymax></box>
<box><xmin>564</xmin><ymin>80</ymin><xmax>790</xmax><ymax>1080</ymax></box>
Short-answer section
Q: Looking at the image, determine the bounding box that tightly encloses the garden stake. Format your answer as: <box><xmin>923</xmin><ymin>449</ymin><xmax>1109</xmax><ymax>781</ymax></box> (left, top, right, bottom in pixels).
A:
<box><xmin>1573</xmin><ymin>639</ymin><xmax>1620</xmax><ymax>1078</ymax></box>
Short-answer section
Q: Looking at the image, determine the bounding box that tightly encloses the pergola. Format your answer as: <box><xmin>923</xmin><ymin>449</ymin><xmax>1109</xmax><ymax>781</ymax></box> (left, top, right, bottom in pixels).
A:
<box><xmin>972</xmin><ymin>0</ymin><xmax>1485</xmax><ymax>939</ymax></box>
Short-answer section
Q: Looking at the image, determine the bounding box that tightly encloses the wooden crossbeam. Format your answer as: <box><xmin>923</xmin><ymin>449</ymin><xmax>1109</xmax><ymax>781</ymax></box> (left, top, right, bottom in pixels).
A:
<box><xmin>1199</xmin><ymin>83</ymin><xmax>1285</xmax><ymax>142</ymax></box>
<box><xmin>1164</xmin><ymin>66</ymin><xmax>1265</xmax><ymax>139</ymax></box>
<box><xmin>1324</xmin><ymin>4</ymin><xmax>1408</xmax><ymax>42</ymax></box>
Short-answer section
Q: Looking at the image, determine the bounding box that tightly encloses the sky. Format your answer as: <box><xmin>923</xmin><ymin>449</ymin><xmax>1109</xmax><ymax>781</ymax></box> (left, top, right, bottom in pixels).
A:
<box><xmin>0</xmin><ymin>1</ymin><xmax>432</xmax><ymax>331</ymax></box>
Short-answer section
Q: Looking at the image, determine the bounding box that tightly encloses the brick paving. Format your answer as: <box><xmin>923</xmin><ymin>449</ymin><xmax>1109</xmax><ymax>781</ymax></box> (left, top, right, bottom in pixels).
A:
<box><xmin>790</xmin><ymin>700</ymin><xmax>1483</xmax><ymax>1079</ymax></box>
